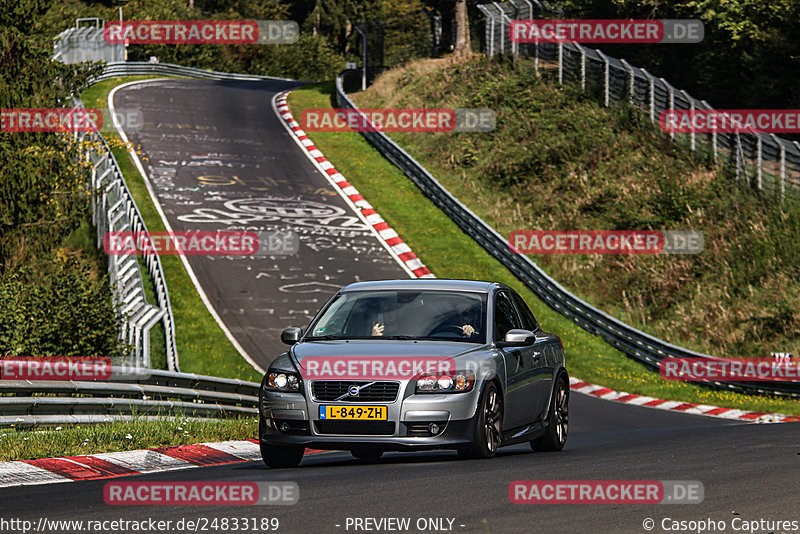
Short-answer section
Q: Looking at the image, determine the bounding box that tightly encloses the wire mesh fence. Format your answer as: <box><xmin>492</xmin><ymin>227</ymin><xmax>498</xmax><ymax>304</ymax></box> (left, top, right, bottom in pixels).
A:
<box><xmin>477</xmin><ymin>0</ymin><xmax>800</xmax><ymax>204</ymax></box>
<box><xmin>54</xmin><ymin>18</ymin><xmax>125</xmax><ymax>64</ymax></box>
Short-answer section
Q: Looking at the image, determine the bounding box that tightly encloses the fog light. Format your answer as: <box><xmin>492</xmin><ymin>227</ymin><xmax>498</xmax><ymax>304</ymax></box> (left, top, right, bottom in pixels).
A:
<box><xmin>279</xmin><ymin>421</ymin><xmax>291</xmax><ymax>432</ymax></box>
<box><xmin>428</xmin><ymin>423</ymin><xmax>440</xmax><ymax>434</ymax></box>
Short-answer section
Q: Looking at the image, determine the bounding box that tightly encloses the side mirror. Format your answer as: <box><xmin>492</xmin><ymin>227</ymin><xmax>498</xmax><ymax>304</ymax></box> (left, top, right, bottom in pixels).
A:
<box><xmin>281</xmin><ymin>327</ymin><xmax>303</xmax><ymax>345</ymax></box>
<box><xmin>497</xmin><ymin>329</ymin><xmax>536</xmax><ymax>348</ymax></box>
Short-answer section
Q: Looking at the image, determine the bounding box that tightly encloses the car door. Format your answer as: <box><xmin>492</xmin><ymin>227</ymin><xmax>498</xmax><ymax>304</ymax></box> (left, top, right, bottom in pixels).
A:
<box><xmin>494</xmin><ymin>290</ymin><xmax>540</xmax><ymax>429</ymax></box>
<box><xmin>510</xmin><ymin>291</ymin><xmax>552</xmax><ymax>422</ymax></box>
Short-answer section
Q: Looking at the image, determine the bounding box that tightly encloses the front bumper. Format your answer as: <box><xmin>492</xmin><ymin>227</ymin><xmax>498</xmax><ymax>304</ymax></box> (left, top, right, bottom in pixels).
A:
<box><xmin>260</xmin><ymin>381</ymin><xmax>480</xmax><ymax>451</ymax></box>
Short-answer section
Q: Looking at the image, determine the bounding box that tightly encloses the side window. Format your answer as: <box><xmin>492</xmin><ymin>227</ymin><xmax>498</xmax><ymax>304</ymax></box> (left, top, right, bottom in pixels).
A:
<box><xmin>494</xmin><ymin>291</ymin><xmax>523</xmax><ymax>341</ymax></box>
<box><xmin>511</xmin><ymin>292</ymin><xmax>539</xmax><ymax>332</ymax></box>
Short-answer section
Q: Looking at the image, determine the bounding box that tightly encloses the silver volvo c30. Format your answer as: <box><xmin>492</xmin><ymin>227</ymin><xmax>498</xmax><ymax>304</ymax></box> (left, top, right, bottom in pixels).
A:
<box><xmin>258</xmin><ymin>279</ymin><xmax>569</xmax><ymax>467</ymax></box>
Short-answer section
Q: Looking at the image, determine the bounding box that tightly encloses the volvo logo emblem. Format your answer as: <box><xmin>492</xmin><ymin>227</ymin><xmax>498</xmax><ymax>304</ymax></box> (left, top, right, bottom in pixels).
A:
<box><xmin>348</xmin><ymin>385</ymin><xmax>360</xmax><ymax>397</ymax></box>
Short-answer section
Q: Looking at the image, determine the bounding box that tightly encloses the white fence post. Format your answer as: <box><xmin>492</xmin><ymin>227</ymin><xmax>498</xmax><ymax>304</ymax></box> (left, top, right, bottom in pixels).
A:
<box><xmin>489</xmin><ymin>17</ymin><xmax>495</xmax><ymax>56</ymax></box>
<box><xmin>579</xmin><ymin>44</ymin><xmax>586</xmax><ymax>91</ymax></box>
<box><xmin>493</xmin><ymin>2</ymin><xmax>505</xmax><ymax>55</ymax></box>
<box><xmin>701</xmin><ymin>100</ymin><xmax>717</xmax><ymax>162</ymax></box>
<box><xmin>681</xmin><ymin>90</ymin><xmax>695</xmax><ymax>151</ymax></box>
<box><xmin>773</xmin><ymin>135</ymin><xmax>785</xmax><ymax>203</ymax></box>
<box><xmin>661</xmin><ymin>79</ymin><xmax>674</xmax><ymax>141</ymax></box>
<box><xmin>641</xmin><ymin>68</ymin><xmax>655</xmax><ymax>123</ymax></box>
<box><xmin>620</xmin><ymin>59</ymin><xmax>634</xmax><ymax>103</ymax></box>
<box><xmin>558</xmin><ymin>41</ymin><xmax>563</xmax><ymax>84</ymax></box>
<box><xmin>756</xmin><ymin>135</ymin><xmax>763</xmax><ymax>190</ymax></box>
<box><xmin>596</xmin><ymin>49</ymin><xmax>609</xmax><ymax>107</ymax></box>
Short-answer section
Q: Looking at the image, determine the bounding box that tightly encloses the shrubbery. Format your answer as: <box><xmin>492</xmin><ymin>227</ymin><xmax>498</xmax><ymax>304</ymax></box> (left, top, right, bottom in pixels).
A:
<box><xmin>0</xmin><ymin>0</ymin><xmax>123</xmax><ymax>357</ymax></box>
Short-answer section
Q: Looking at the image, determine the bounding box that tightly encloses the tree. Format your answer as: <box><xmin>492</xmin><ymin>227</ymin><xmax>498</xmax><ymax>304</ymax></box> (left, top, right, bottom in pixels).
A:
<box><xmin>453</xmin><ymin>0</ymin><xmax>469</xmax><ymax>56</ymax></box>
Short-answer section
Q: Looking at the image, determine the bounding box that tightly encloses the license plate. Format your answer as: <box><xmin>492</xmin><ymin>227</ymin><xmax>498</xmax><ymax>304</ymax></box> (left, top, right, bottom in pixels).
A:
<box><xmin>319</xmin><ymin>405</ymin><xmax>388</xmax><ymax>420</ymax></box>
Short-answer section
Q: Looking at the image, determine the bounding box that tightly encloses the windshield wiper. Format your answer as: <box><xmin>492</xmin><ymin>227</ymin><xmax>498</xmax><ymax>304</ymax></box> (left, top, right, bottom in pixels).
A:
<box><xmin>382</xmin><ymin>335</ymin><xmax>420</xmax><ymax>340</ymax></box>
<box><xmin>304</xmin><ymin>335</ymin><xmax>348</xmax><ymax>341</ymax></box>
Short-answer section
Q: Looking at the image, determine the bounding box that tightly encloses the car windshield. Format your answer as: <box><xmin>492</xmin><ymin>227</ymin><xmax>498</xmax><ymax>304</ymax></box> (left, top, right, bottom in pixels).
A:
<box><xmin>306</xmin><ymin>290</ymin><xmax>487</xmax><ymax>343</ymax></box>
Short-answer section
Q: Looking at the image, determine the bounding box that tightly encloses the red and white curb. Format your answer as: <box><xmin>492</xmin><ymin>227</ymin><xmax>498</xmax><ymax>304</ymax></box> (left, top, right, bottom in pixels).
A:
<box><xmin>569</xmin><ymin>377</ymin><xmax>800</xmax><ymax>423</ymax></box>
<box><xmin>273</xmin><ymin>92</ymin><xmax>433</xmax><ymax>279</ymax></box>
<box><xmin>0</xmin><ymin>440</ymin><xmax>327</xmax><ymax>489</ymax></box>
<box><xmin>3</xmin><ymin>378</ymin><xmax>796</xmax><ymax>488</ymax></box>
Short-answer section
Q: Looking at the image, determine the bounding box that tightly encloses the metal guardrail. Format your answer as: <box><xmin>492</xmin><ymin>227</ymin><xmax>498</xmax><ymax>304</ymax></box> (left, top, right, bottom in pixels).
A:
<box><xmin>72</xmin><ymin>98</ymin><xmax>177</xmax><ymax>372</ymax></box>
<box><xmin>91</xmin><ymin>61</ymin><xmax>293</xmax><ymax>84</ymax></box>
<box><xmin>0</xmin><ymin>368</ymin><xmax>259</xmax><ymax>426</ymax></box>
<box><xmin>335</xmin><ymin>69</ymin><xmax>800</xmax><ymax>399</ymax></box>
<box><xmin>477</xmin><ymin>0</ymin><xmax>800</xmax><ymax>204</ymax></box>
<box><xmin>2</xmin><ymin>61</ymin><xmax>286</xmax><ymax>424</ymax></box>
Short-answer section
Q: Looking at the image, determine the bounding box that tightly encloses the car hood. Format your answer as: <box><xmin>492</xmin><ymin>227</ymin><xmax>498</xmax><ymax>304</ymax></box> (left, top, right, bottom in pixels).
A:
<box><xmin>290</xmin><ymin>339</ymin><xmax>488</xmax><ymax>363</ymax></box>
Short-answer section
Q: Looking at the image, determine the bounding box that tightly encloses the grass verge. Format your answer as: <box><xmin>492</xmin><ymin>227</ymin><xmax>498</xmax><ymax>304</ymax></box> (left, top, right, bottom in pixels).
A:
<box><xmin>0</xmin><ymin>416</ymin><xmax>257</xmax><ymax>462</ymax></box>
<box><xmin>288</xmin><ymin>81</ymin><xmax>800</xmax><ymax>416</ymax></box>
<box><xmin>81</xmin><ymin>77</ymin><xmax>260</xmax><ymax>381</ymax></box>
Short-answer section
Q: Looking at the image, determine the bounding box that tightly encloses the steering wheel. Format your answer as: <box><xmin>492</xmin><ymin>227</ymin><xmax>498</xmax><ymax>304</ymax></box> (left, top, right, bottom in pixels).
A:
<box><xmin>429</xmin><ymin>324</ymin><xmax>467</xmax><ymax>337</ymax></box>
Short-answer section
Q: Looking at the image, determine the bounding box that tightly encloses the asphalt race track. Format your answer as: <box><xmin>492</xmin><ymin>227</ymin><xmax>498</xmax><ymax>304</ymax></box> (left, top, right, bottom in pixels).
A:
<box><xmin>110</xmin><ymin>78</ymin><xmax>410</xmax><ymax>370</ymax></box>
<box><xmin>3</xmin><ymin>79</ymin><xmax>797</xmax><ymax>534</ymax></box>
<box><xmin>2</xmin><ymin>394</ymin><xmax>798</xmax><ymax>533</ymax></box>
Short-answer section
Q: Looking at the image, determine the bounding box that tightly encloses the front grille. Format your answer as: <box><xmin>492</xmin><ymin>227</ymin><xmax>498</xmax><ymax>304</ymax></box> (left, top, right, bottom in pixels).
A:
<box><xmin>311</xmin><ymin>381</ymin><xmax>400</xmax><ymax>402</ymax></box>
<box><xmin>315</xmin><ymin>420</ymin><xmax>396</xmax><ymax>435</ymax></box>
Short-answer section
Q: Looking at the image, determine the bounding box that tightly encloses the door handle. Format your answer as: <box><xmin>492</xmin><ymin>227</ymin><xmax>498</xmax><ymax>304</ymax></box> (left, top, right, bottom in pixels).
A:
<box><xmin>533</xmin><ymin>351</ymin><xmax>542</xmax><ymax>359</ymax></box>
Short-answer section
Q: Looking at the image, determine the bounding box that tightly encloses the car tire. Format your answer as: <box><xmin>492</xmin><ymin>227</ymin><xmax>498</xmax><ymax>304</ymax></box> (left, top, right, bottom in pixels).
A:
<box><xmin>351</xmin><ymin>448</ymin><xmax>383</xmax><ymax>462</ymax></box>
<box><xmin>462</xmin><ymin>381</ymin><xmax>503</xmax><ymax>459</ymax></box>
<box><xmin>259</xmin><ymin>419</ymin><xmax>305</xmax><ymax>468</ymax></box>
<box><xmin>531</xmin><ymin>377</ymin><xmax>569</xmax><ymax>452</ymax></box>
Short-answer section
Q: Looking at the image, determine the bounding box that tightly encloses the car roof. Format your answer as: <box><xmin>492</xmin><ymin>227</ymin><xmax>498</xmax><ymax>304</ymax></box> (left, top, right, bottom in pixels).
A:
<box><xmin>340</xmin><ymin>279</ymin><xmax>503</xmax><ymax>293</ymax></box>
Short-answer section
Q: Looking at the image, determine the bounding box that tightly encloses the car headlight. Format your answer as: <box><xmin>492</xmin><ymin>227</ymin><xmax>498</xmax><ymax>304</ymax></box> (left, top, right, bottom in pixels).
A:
<box><xmin>266</xmin><ymin>371</ymin><xmax>301</xmax><ymax>392</ymax></box>
<box><xmin>416</xmin><ymin>373</ymin><xmax>474</xmax><ymax>393</ymax></box>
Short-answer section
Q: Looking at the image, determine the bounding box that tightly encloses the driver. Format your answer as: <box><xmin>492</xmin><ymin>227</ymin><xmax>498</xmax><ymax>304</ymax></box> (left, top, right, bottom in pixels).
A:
<box><xmin>458</xmin><ymin>305</ymin><xmax>479</xmax><ymax>338</ymax></box>
<box><xmin>370</xmin><ymin>297</ymin><xmax>480</xmax><ymax>338</ymax></box>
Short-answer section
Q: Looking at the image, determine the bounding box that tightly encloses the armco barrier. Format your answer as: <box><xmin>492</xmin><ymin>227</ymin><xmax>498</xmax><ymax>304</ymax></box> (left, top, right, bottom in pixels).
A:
<box><xmin>74</xmin><ymin>98</ymin><xmax>176</xmax><ymax>372</ymax></box>
<box><xmin>90</xmin><ymin>61</ymin><xmax>292</xmax><ymax>84</ymax></box>
<box><xmin>0</xmin><ymin>368</ymin><xmax>259</xmax><ymax>426</ymax></box>
<box><xmin>334</xmin><ymin>69</ymin><xmax>799</xmax><ymax>399</ymax></box>
<box><xmin>4</xmin><ymin>61</ymin><xmax>284</xmax><ymax>423</ymax></box>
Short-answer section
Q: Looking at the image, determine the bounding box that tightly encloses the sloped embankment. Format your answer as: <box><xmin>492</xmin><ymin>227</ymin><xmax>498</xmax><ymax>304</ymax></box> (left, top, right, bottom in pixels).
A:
<box><xmin>356</xmin><ymin>57</ymin><xmax>800</xmax><ymax>358</ymax></box>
